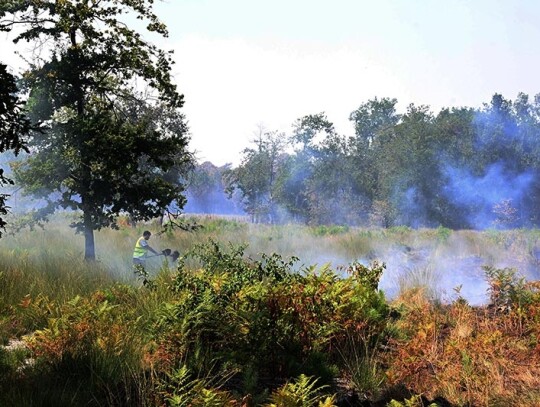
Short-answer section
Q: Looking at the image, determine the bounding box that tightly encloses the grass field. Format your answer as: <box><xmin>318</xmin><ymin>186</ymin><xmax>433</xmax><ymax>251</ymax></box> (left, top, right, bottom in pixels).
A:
<box><xmin>1</xmin><ymin>214</ymin><xmax>540</xmax><ymax>406</ymax></box>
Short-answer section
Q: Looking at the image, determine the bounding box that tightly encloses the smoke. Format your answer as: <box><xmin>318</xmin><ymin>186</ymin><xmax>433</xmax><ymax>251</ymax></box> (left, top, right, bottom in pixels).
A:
<box><xmin>184</xmin><ymin>186</ymin><xmax>244</xmax><ymax>215</ymax></box>
<box><xmin>235</xmin><ymin>222</ymin><xmax>497</xmax><ymax>305</ymax></box>
<box><xmin>394</xmin><ymin>186</ymin><xmax>429</xmax><ymax>228</ymax></box>
<box><xmin>372</xmin><ymin>240</ymin><xmax>487</xmax><ymax>305</ymax></box>
<box><xmin>442</xmin><ymin>162</ymin><xmax>534</xmax><ymax>229</ymax></box>
<box><xmin>184</xmin><ymin>161</ymin><xmax>245</xmax><ymax>216</ymax></box>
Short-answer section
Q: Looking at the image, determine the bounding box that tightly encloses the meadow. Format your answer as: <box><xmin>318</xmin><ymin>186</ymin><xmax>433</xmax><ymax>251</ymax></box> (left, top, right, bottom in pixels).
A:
<box><xmin>1</xmin><ymin>214</ymin><xmax>540</xmax><ymax>406</ymax></box>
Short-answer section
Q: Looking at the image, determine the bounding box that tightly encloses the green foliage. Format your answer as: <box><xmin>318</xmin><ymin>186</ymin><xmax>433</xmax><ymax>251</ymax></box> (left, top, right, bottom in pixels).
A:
<box><xmin>142</xmin><ymin>240</ymin><xmax>391</xmax><ymax>396</ymax></box>
<box><xmin>198</xmin><ymin>217</ymin><xmax>247</xmax><ymax>233</ymax></box>
<box><xmin>0</xmin><ymin>64</ymin><xmax>29</xmax><ymax>156</ymax></box>
<box><xmin>483</xmin><ymin>266</ymin><xmax>531</xmax><ymax>310</ymax></box>
<box><xmin>349</xmin><ymin>97</ymin><xmax>400</xmax><ymax>145</ymax></box>
<box><xmin>215</xmin><ymin>92</ymin><xmax>540</xmax><ymax>229</ymax></box>
<box><xmin>0</xmin><ymin>243</ymin><xmax>119</xmax><ymax>339</ymax></box>
<box><xmin>28</xmin><ymin>292</ymin><xmax>142</xmax><ymax>371</ymax></box>
<box><xmin>345</xmin><ymin>260</ymin><xmax>386</xmax><ymax>290</ymax></box>
<box><xmin>188</xmin><ymin>240</ymin><xmax>251</xmax><ymax>275</ymax></box>
<box><xmin>163</xmin><ymin>365</ymin><xmax>197</xmax><ymax>406</ymax></box>
<box><xmin>0</xmin><ymin>63</ymin><xmax>31</xmax><ymax>236</ymax></box>
<box><xmin>435</xmin><ymin>226</ymin><xmax>451</xmax><ymax>243</ymax></box>
<box><xmin>133</xmin><ymin>264</ymin><xmax>157</xmax><ymax>290</ymax></box>
<box><xmin>224</xmin><ymin>128</ymin><xmax>287</xmax><ymax>223</ymax></box>
<box><xmin>0</xmin><ymin>344</ymin><xmax>30</xmax><ymax>379</ymax></box>
<box><xmin>311</xmin><ymin>225</ymin><xmax>350</xmax><ymax>236</ymax></box>
<box><xmin>184</xmin><ymin>239</ymin><xmax>298</xmax><ymax>283</ymax></box>
<box><xmin>303</xmin><ymin>117</ymin><xmax>369</xmax><ymax>226</ymax></box>
<box><xmin>4</xmin><ymin>220</ymin><xmax>540</xmax><ymax>405</ymax></box>
<box><xmin>337</xmin><ymin>331</ymin><xmax>385</xmax><ymax>399</ymax></box>
<box><xmin>386</xmin><ymin>395</ymin><xmax>438</xmax><ymax>407</ymax></box>
<box><xmin>0</xmin><ymin>1</ymin><xmax>179</xmax><ymax>105</ymax></box>
<box><xmin>0</xmin><ymin>286</ymin><xmax>147</xmax><ymax>405</ymax></box>
<box><xmin>388</xmin><ymin>226</ymin><xmax>412</xmax><ymax>234</ymax></box>
<box><xmin>265</xmin><ymin>374</ymin><xmax>336</xmax><ymax>407</ymax></box>
<box><xmin>158</xmin><ymin>365</ymin><xmax>236</xmax><ymax>407</ymax></box>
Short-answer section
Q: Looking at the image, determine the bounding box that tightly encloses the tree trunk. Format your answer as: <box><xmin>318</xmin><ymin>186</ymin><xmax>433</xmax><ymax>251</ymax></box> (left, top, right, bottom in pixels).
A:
<box><xmin>71</xmin><ymin>25</ymin><xmax>96</xmax><ymax>261</ymax></box>
<box><xmin>83</xmin><ymin>210</ymin><xmax>96</xmax><ymax>261</ymax></box>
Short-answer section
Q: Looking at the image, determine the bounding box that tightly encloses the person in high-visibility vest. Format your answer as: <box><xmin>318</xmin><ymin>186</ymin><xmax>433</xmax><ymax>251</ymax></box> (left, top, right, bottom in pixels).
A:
<box><xmin>133</xmin><ymin>230</ymin><xmax>159</xmax><ymax>266</ymax></box>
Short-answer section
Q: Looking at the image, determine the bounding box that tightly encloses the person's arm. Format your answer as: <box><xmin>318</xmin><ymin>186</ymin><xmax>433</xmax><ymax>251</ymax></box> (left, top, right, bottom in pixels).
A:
<box><xmin>148</xmin><ymin>245</ymin><xmax>159</xmax><ymax>255</ymax></box>
<box><xmin>140</xmin><ymin>239</ymin><xmax>159</xmax><ymax>255</ymax></box>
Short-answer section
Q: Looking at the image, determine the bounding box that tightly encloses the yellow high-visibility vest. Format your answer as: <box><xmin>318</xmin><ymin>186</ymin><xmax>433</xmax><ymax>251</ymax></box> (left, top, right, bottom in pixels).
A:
<box><xmin>133</xmin><ymin>237</ymin><xmax>148</xmax><ymax>258</ymax></box>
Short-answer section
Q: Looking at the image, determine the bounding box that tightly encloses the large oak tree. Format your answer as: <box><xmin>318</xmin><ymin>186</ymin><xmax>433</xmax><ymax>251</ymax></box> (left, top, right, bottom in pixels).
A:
<box><xmin>1</xmin><ymin>0</ymin><xmax>192</xmax><ymax>260</ymax></box>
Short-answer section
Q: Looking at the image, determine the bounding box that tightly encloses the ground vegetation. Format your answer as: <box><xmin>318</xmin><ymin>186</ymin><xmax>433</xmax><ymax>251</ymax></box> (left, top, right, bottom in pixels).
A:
<box><xmin>0</xmin><ymin>216</ymin><xmax>539</xmax><ymax>406</ymax></box>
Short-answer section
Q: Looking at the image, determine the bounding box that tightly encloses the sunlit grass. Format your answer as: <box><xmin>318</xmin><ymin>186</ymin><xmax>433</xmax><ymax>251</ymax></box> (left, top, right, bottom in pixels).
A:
<box><xmin>3</xmin><ymin>213</ymin><xmax>540</xmax><ymax>306</ymax></box>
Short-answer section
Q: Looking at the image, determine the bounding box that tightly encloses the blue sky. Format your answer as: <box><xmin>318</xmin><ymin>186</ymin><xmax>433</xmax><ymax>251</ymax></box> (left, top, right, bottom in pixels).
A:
<box><xmin>3</xmin><ymin>0</ymin><xmax>540</xmax><ymax>165</ymax></box>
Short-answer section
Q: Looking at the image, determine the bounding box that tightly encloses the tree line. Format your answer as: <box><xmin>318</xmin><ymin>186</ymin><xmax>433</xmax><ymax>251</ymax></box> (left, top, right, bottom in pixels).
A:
<box><xmin>193</xmin><ymin>94</ymin><xmax>540</xmax><ymax>229</ymax></box>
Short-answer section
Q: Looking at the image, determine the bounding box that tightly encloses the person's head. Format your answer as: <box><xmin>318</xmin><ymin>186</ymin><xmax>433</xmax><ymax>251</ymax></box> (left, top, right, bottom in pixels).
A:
<box><xmin>143</xmin><ymin>230</ymin><xmax>151</xmax><ymax>240</ymax></box>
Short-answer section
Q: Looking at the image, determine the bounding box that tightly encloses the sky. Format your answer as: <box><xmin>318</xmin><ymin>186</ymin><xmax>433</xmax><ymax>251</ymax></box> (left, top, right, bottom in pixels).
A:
<box><xmin>3</xmin><ymin>0</ymin><xmax>540</xmax><ymax>165</ymax></box>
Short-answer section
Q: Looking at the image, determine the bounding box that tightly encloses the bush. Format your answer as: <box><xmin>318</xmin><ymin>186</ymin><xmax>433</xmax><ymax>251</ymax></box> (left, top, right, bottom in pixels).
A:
<box><xmin>311</xmin><ymin>225</ymin><xmax>350</xmax><ymax>236</ymax></box>
<box><xmin>145</xmin><ymin>243</ymin><xmax>390</xmax><ymax>399</ymax></box>
<box><xmin>264</xmin><ymin>374</ymin><xmax>336</xmax><ymax>407</ymax></box>
<box><xmin>483</xmin><ymin>266</ymin><xmax>531</xmax><ymax>311</ymax></box>
<box><xmin>435</xmin><ymin>226</ymin><xmax>451</xmax><ymax>243</ymax></box>
<box><xmin>24</xmin><ymin>290</ymin><xmax>145</xmax><ymax>404</ymax></box>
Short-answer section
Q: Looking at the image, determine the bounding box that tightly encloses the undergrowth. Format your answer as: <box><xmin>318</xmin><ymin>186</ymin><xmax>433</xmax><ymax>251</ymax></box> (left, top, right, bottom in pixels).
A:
<box><xmin>1</xmin><ymin>217</ymin><xmax>540</xmax><ymax>405</ymax></box>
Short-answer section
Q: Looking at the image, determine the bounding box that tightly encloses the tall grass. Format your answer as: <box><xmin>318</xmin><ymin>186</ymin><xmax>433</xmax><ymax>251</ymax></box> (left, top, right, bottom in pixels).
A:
<box><xmin>3</xmin><ymin>214</ymin><xmax>540</xmax><ymax>306</ymax></box>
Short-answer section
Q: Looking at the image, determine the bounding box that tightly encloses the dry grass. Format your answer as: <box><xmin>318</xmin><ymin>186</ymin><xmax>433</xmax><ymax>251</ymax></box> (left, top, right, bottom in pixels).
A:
<box><xmin>386</xmin><ymin>288</ymin><xmax>540</xmax><ymax>406</ymax></box>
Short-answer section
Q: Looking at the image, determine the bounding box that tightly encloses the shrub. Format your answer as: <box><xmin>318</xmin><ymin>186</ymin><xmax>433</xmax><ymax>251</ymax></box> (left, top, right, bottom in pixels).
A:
<box><xmin>385</xmin><ymin>287</ymin><xmax>540</xmax><ymax>406</ymax></box>
<box><xmin>25</xmin><ymin>290</ymin><xmax>144</xmax><ymax>404</ymax></box>
<box><xmin>483</xmin><ymin>266</ymin><xmax>531</xmax><ymax>311</ymax></box>
<box><xmin>435</xmin><ymin>226</ymin><xmax>451</xmax><ymax>243</ymax></box>
<box><xmin>311</xmin><ymin>225</ymin><xmax>350</xmax><ymax>236</ymax></box>
<box><xmin>147</xmin><ymin>245</ymin><xmax>390</xmax><ymax>396</ymax></box>
<box><xmin>157</xmin><ymin>365</ymin><xmax>237</xmax><ymax>407</ymax></box>
<box><xmin>264</xmin><ymin>374</ymin><xmax>336</xmax><ymax>407</ymax></box>
<box><xmin>386</xmin><ymin>395</ymin><xmax>439</xmax><ymax>407</ymax></box>
<box><xmin>344</xmin><ymin>260</ymin><xmax>385</xmax><ymax>290</ymax></box>
<box><xmin>197</xmin><ymin>216</ymin><xmax>247</xmax><ymax>233</ymax></box>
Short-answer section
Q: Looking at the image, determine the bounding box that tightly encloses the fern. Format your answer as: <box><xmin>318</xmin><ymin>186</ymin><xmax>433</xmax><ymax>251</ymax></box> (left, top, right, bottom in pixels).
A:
<box><xmin>265</xmin><ymin>374</ymin><xmax>336</xmax><ymax>407</ymax></box>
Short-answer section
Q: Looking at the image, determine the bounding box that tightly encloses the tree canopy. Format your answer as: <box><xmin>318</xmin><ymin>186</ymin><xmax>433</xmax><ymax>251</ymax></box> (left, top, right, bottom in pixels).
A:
<box><xmin>0</xmin><ymin>63</ymin><xmax>31</xmax><ymax>235</ymax></box>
